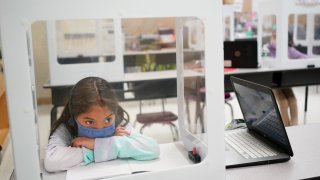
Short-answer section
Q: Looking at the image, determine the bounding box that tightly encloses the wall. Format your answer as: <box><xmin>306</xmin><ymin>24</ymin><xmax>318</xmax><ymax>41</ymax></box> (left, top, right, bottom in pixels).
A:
<box><xmin>31</xmin><ymin>21</ymin><xmax>51</xmax><ymax>104</ymax></box>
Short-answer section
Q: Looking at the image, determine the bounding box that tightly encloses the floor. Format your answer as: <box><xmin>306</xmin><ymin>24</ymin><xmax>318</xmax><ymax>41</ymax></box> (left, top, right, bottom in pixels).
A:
<box><xmin>1</xmin><ymin>85</ymin><xmax>320</xmax><ymax>179</ymax></box>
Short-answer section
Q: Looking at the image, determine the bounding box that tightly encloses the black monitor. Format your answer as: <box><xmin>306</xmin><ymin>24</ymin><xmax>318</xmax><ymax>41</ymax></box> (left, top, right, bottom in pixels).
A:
<box><xmin>224</xmin><ymin>40</ymin><xmax>258</xmax><ymax>68</ymax></box>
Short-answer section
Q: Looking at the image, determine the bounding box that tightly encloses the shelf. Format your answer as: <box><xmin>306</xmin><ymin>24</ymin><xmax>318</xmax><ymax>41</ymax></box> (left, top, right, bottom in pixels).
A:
<box><xmin>124</xmin><ymin>69</ymin><xmax>203</xmax><ymax>82</ymax></box>
<box><xmin>52</xmin><ymin>49</ymin><xmax>175</xmax><ymax>58</ymax></box>
<box><xmin>124</xmin><ymin>48</ymin><xmax>204</xmax><ymax>56</ymax></box>
<box><xmin>124</xmin><ymin>48</ymin><xmax>176</xmax><ymax>56</ymax></box>
<box><xmin>56</xmin><ymin>48</ymin><xmax>203</xmax><ymax>59</ymax></box>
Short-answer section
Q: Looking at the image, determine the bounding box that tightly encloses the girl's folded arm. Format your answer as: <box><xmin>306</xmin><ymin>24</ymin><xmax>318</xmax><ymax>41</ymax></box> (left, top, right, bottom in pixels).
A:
<box><xmin>44</xmin><ymin>125</ymin><xmax>86</xmax><ymax>172</ymax></box>
<box><xmin>94</xmin><ymin>125</ymin><xmax>160</xmax><ymax>163</ymax></box>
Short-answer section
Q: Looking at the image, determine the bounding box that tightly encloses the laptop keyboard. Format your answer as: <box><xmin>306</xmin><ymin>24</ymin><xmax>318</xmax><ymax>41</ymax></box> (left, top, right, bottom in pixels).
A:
<box><xmin>255</xmin><ymin>112</ymin><xmax>288</xmax><ymax>145</ymax></box>
<box><xmin>226</xmin><ymin>130</ymin><xmax>278</xmax><ymax>159</ymax></box>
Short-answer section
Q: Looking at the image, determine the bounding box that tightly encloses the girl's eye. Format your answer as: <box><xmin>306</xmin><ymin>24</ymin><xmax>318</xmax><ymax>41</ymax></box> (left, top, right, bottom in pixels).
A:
<box><xmin>85</xmin><ymin>121</ymin><xmax>94</xmax><ymax>125</ymax></box>
<box><xmin>104</xmin><ymin>117</ymin><xmax>113</xmax><ymax>123</ymax></box>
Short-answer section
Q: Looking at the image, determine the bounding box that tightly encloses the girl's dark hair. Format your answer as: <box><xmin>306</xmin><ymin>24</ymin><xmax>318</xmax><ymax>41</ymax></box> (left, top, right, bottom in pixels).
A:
<box><xmin>50</xmin><ymin>77</ymin><xmax>129</xmax><ymax>137</ymax></box>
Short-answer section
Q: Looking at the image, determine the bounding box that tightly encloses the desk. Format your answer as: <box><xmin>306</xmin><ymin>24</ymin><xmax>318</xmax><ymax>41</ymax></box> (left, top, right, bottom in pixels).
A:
<box><xmin>44</xmin><ymin>70</ymin><xmax>201</xmax><ymax>126</ymax></box>
<box><xmin>41</xmin><ymin>142</ymin><xmax>192</xmax><ymax>180</ymax></box>
<box><xmin>226</xmin><ymin>124</ymin><xmax>320</xmax><ymax>180</ymax></box>
<box><xmin>41</xmin><ymin>124</ymin><xmax>320</xmax><ymax>180</ymax></box>
<box><xmin>224</xmin><ymin>67</ymin><xmax>320</xmax><ymax>91</ymax></box>
<box><xmin>45</xmin><ymin>67</ymin><xmax>320</xmax><ymax>125</ymax></box>
<box><xmin>225</xmin><ymin>67</ymin><xmax>320</xmax><ymax>124</ymax></box>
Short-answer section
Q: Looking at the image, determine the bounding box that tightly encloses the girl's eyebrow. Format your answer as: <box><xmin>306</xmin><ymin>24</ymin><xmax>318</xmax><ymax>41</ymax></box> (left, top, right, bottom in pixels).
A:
<box><xmin>105</xmin><ymin>113</ymin><xmax>114</xmax><ymax>118</ymax></box>
<box><xmin>83</xmin><ymin>113</ymin><xmax>114</xmax><ymax>121</ymax></box>
<box><xmin>84</xmin><ymin>117</ymin><xmax>95</xmax><ymax>120</ymax></box>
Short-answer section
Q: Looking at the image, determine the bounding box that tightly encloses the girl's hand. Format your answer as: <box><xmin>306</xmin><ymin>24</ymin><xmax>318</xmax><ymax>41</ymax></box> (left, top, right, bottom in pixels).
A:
<box><xmin>71</xmin><ymin>137</ymin><xmax>95</xmax><ymax>150</ymax></box>
<box><xmin>114</xmin><ymin>127</ymin><xmax>130</xmax><ymax>136</ymax></box>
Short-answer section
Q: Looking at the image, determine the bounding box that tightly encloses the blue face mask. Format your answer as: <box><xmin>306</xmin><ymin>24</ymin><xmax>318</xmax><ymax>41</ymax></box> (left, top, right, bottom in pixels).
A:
<box><xmin>76</xmin><ymin>120</ymin><xmax>115</xmax><ymax>138</ymax></box>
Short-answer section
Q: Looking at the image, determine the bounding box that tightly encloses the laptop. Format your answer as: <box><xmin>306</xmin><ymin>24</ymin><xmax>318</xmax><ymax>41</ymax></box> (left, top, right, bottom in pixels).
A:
<box><xmin>225</xmin><ymin>76</ymin><xmax>294</xmax><ymax>168</ymax></box>
<box><xmin>224</xmin><ymin>40</ymin><xmax>258</xmax><ymax>68</ymax></box>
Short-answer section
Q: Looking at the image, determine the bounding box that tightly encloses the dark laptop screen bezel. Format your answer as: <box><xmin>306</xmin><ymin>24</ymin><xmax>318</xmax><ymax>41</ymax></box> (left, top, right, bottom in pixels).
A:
<box><xmin>230</xmin><ymin>76</ymin><xmax>294</xmax><ymax>156</ymax></box>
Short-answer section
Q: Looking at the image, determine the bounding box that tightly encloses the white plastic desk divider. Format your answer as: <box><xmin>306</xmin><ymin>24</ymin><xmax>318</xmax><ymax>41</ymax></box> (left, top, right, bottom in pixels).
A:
<box><xmin>66</xmin><ymin>143</ymin><xmax>190</xmax><ymax>180</ymax></box>
<box><xmin>257</xmin><ymin>0</ymin><xmax>320</xmax><ymax>69</ymax></box>
<box><xmin>0</xmin><ymin>0</ymin><xmax>225</xmax><ymax>179</ymax></box>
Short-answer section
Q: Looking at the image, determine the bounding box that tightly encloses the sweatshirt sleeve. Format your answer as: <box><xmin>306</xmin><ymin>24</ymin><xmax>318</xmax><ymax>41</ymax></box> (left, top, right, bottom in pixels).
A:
<box><xmin>94</xmin><ymin>123</ymin><xmax>160</xmax><ymax>163</ymax></box>
<box><xmin>44</xmin><ymin>125</ymin><xmax>86</xmax><ymax>172</ymax></box>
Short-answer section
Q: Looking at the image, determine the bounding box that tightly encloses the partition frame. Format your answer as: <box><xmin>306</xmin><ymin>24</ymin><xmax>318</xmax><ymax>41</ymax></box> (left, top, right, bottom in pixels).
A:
<box><xmin>0</xmin><ymin>0</ymin><xmax>225</xmax><ymax>179</ymax></box>
<box><xmin>257</xmin><ymin>0</ymin><xmax>320</xmax><ymax>69</ymax></box>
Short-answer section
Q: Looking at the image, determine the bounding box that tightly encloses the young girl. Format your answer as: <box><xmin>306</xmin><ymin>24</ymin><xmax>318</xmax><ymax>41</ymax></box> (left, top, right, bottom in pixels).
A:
<box><xmin>44</xmin><ymin>77</ymin><xmax>160</xmax><ymax>172</ymax></box>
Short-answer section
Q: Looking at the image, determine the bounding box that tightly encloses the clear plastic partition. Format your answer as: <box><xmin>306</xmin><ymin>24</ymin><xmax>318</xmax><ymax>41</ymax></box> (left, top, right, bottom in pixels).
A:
<box><xmin>31</xmin><ymin>17</ymin><xmax>209</xmax><ymax>177</ymax></box>
<box><xmin>261</xmin><ymin>15</ymin><xmax>277</xmax><ymax>59</ymax></box>
<box><xmin>176</xmin><ymin>17</ymin><xmax>207</xmax><ymax>158</ymax></box>
<box><xmin>288</xmin><ymin>13</ymin><xmax>320</xmax><ymax>59</ymax></box>
<box><xmin>0</xmin><ymin>0</ymin><xmax>225</xmax><ymax>179</ymax></box>
<box><xmin>223</xmin><ymin>4</ymin><xmax>235</xmax><ymax>41</ymax></box>
<box><xmin>234</xmin><ymin>12</ymin><xmax>258</xmax><ymax>40</ymax></box>
<box><xmin>121</xmin><ymin>18</ymin><xmax>176</xmax><ymax>73</ymax></box>
<box><xmin>47</xmin><ymin>18</ymin><xmax>124</xmax><ymax>85</ymax></box>
<box><xmin>313</xmin><ymin>14</ymin><xmax>320</xmax><ymax>55</ymax></box>
<box><xmin>55</xmin><ymin>19</ymin><xmax>116</xmax><ymax>64</ymax></box>
<box><xmin>224</xmin><ymin>16</ymin><xmax>232</xmax><ymax>41</ymax></box>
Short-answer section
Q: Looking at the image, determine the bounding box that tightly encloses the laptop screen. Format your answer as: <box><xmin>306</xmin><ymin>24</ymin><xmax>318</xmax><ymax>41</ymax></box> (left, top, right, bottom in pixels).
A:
<box><xmin>232</xmin><ymin>77</ymin><xmax>293</xmax><ymax>156</ymax></box>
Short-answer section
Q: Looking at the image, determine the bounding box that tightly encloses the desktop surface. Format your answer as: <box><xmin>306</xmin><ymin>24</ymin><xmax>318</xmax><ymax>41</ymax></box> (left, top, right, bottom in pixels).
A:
<box><xmin>41</xmin><ymin>142</ymin><xmax>192</xmax><ymax>180</ymax></box>
<box><xmin>41</xmin><ymin>124</ymin><xmax>320</xmax><ymax>180</ymax></box>
<box><xmin>226</xmin><ymin>124</ymin><xmax>320</xmax><ymax>180</ymax></box>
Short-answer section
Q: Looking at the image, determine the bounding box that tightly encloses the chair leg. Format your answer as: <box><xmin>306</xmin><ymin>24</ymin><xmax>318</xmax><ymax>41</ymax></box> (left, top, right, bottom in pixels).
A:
<box><xmin>199</xmin><ymin>102</ymin><xmax>206</xmax><ymax>133</ymax></box>
<box><xmin>140</xmin><ymin>124</ymin><xmax>148</xmax><ymax>134</ymax></box>
<box><xmin>169</xmin><ymin>125</ymin><xmax>176</xmax><ymax>141</ymax></box>
<box><xmin>185</xmin><ymin>97</ymin><xmax>192</xmax><ymax>132</ymax></box>
<box><xmin>225</xmin><ymin>101</ymin><xmax>234</xmax><ymax>120</ymax></box>
<box><xmin>133</xmin><ymin>120</ymin><xmax>137</xmax><ymax>127</ymax></box>
<box><xmin>168</xmin><ymin>122</ymin><xmax>179</xmax><ymax>141</ymax></box>
<box><xmin>194</xmin><ymin>101</ymin><xmax>206</xmax><ymax>133</ymax></box>
<box><xmin>194</xmin><ymin>98</ymin><xmax>201</xmax><ymax>133</ymax></box>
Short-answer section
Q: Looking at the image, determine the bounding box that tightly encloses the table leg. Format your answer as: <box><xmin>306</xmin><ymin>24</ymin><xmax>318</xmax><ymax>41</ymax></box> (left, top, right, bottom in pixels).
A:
<box><xmin>304</xmin><ymin>86</ymin><xmax>309</xmax><ymax>124</ymax></box>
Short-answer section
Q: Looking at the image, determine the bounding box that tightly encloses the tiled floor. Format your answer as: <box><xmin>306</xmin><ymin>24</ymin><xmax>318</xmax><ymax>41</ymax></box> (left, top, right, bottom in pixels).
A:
<box><xmin>1</xmin><ymin>85</ymin><xmax>320</xmax><ymax>179</ymax></box>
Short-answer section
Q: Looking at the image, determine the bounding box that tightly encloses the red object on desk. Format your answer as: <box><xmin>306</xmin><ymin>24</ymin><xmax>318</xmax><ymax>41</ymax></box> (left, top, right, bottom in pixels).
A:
<box><xmin>192</xmin><ymin>147</ymin><xmax>197</xmax><ymax>155</ymax></box>
<box><xmin>224</xmin><ymin>68</ymin><xmax>237</xmax><ymax>73</ymax></box>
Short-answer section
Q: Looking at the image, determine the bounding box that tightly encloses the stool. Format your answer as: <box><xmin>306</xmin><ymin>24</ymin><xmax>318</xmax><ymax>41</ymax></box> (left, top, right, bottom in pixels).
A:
<box><xmin>135</xmin><ymin>99</ymin><xmax>179</xmax><ymax>141</ymax></box>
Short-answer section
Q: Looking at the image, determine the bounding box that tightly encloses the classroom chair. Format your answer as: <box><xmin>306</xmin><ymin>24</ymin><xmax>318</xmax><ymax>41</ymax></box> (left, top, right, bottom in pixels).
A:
<box><xmin>131</xmin><ymin>79</ymin><xmax>179</xmax><ymax>141</ymax></box>
<box><xmin>134</xmin><ymin>99</ymin><xmax>179</xmax><ymax>141</ymax></box>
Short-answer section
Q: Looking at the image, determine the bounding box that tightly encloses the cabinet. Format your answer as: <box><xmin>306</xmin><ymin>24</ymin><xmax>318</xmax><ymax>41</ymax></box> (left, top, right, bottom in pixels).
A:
<box><xmin>0</xmin><ymin>73</ymin><xmax>9</xmax><ymax>154</ymax></box>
